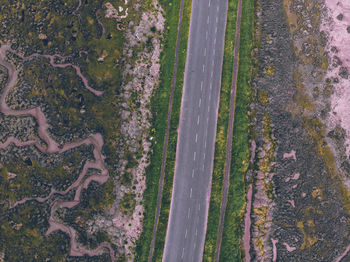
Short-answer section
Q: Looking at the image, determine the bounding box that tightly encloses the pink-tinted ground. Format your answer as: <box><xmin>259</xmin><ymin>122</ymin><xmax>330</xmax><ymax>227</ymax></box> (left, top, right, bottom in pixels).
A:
<box><xmin>243</xmin><ymin>184</ymin><xmax>252</xmax><ymax>262</ymax></box>
<box><xmin>0</xmin><ymin>44</ymin><xmax>114</xmax><ymax>260</ymax></box>
<box><xmin>322</xmin><ymin>0</ymin><xmax>350</xmax><ymax>161</ymax></box>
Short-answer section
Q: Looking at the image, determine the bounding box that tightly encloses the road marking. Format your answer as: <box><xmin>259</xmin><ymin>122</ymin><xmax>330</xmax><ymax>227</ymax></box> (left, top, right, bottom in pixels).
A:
<box><xmin>207</xmin><ymin>116</ymin><xmax>209</xmax><ymax>124</ymax></box>
<box><xmin>204</xmin><ymin>48</ymin><xmax>206</xmax><ymax>57</ymax></box>
<box><xmin>195</xmin><ymin>228</ymin><xmax>198</xmax><ymax>236</ymax></box>
<box><xmin>204</xmin><ymin>140</ymin><xmax>207</xmax><ymax>148</ymax></box>
<box><xmin>216</xmin><ymin>17</ymin><xmax>218</xmax><ymax>23</ymax></box>
<box><xmin>202</xmin><ymin>64</ymin><xmax>205</xmax><ymax>72</ymax></box>
<box><xmin>203</xmin><ymin>152</ymin><xmax>206</xmax><ymax>160</ymax></box>
<box><xmin>192</xmin><ymin>169</ymin><xmax>194</xmax><ymax>178</ymax></box>
<box><xmin>181</xmin><ymin>247</ymin><xmax>185</xmax><ymax>259</ymax></box>
<box><xmin>206</xmin><ymin>31</ymin><xmax>208</xmax><ymax>40</ymax></box>
<box><xmin>190</xmin><ymin>188</ymin><xmax>193</xmax><ymax>198</ymax></box>
<box><xmin>198</xmin><ymin>204</ymin><xmax>201</xmax><ymax>211</ymax></box>
<box><xmin>212</xmin><ymin>60</ymin><xmax>215</xmax><ymax>67</ymax></box>
<box><xmin>217</xmin><ymin>5</ymin><xmax>219</xmax><ymax>12</ymax></box>
<box><xmin>193</xmin><ymin>243</ymin><xmax>196</xmax><ymax>250</ymax></box>
<box><xmin>199</xmin><ymin>98</ymin><xmax>201</xmax><ymax>107</ymax></box>
<box><xmin>200</xmin><ymin>81</ymin><xmax>203</xmax><ymax>91</ymax></box>
<box><xmin>210</xmin><ymin>82</ymin><xmax>212</xmax><ymax>90</ymax></box>
<box><xmin>208</xmin><ymin>106</ymin><xmax>210</xmax><ymax>113</ymax></box>
<box><xmin>215</xmin><ymin>26</ymin><xmax>217</xmax><ymax>33</ymax></box>
<box><xmin>213</xmin><ymin>49</ymin><xmax>216</xmax><ymax>55</ymax></box>
<box><xmin>193</xmin><ymin>151</ymin><xmax>196</xmax><ymax>161</ymax></box>
<box><xmin>211</xmin><ymin>70</ymin><xmax>214</xmax><ymax>78</ymax></box>
<box><xmin>195</xmin><ymin>133</ymin><xmax>198</xmax><ymax>143</ymax></box>
<box><xmin>185</xmin><ymin>229</ymin><xmax>188</xmax><ymax>239</ymax></box>
<box><xmin>188</xmin><ymin>207</ymin><xmax>191</xmax><ymax>218</ymax></box>
<box><xmin>214</xmin><ymin>37</ymin><xmax>216</xmax><ymax>45</ymax></box>
<box><xmin>207</xmin><ymin>16</ymin><xmax>209</xmax><ymax>24</ymax></box>
<box><xmin>208</xmin><ymin>0</ymin><xmax>211</xmax><ymax>7</ymax></box>
<box><xmin>209</xmin><ymin>93</ymin><xmax>211</xmax><ymax>101</ymax></box>
<box><xmin>197</xmin><ymin>115</ymin><xmax>200</xmax><ymax>125</ymax></box>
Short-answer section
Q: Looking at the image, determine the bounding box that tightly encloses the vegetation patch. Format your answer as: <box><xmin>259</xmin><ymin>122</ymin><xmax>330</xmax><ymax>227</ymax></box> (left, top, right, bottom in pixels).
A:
<box><xmin>203</xmin><ymin>0</ymin><xmax>238</xmax><ymax>260</ymax></box>
<box><xmin>135</xmin><ymin>0</ymin><xmax>192</xmax><ymax>260</ymax></box>
<box><xmin>220</xmin><ymin>0</ymin><xmax>256</xmax><ymax>260</ymax></box>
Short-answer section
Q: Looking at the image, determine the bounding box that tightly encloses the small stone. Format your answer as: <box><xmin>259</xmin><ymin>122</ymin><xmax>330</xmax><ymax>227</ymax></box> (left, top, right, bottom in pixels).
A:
<box><xmin>337</xmin><ymin>13</ymin><xmax>343</xmax><ymax>21</ymax></box>
<box><xmin>339</xmin><ymin>66</ymin><xmax>349</xmax><ymax>79</ymax></box>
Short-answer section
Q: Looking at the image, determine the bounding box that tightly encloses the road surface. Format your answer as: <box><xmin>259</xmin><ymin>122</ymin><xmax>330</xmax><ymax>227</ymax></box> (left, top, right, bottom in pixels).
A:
<box><xmin>163</xmin><ymin>0</ymin><xmax>228</xmax><ymax>261</ymax></box>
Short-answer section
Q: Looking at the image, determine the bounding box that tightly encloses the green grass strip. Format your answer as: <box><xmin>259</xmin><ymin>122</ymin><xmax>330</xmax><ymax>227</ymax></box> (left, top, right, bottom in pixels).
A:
<box><xmin>219</xmin><ymin>0</ymin><xmax>256</xmax><ymax>261</ymax></box>
<box><xmin>152</xmin><ymin>1</ymin><xmax>192</xmax><ymax>261</ymax></box>
<box><xmin>135</xmin><ymin>0</ymin><xmax>192</xmax><ymax>261</ymax></box>
<box><xmin>203</xmin><ymin>0</ymin><xmax>238</xmax><ymax>260</ymax></box>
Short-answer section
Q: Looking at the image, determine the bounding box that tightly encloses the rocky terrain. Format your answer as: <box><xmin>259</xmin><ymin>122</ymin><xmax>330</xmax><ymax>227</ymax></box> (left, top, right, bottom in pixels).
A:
<box><xmin>244</xmin><ymin>0</ymin><xmax>350</xmax><ymax>260</ymax></box>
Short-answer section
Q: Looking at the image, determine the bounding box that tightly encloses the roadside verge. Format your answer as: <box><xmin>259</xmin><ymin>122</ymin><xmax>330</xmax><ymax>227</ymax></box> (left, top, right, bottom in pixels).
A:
<box><xmin>135</xmin><ymin>0</ymin><xmax>192</xmax><ymax>261</ymax></box>
<box><xmin>203</xmin><ymin>0</ymin><xmax>239</xmax><ymax>260</ymax></box>
<box><xmin>220</xmin><ymin>0</ymin><xmax>256</xmax><ymax>261</ymax></box>
<box><xmin>203</xmin><ymin>0</ymin><xmax>257</xmax><ymax>261</ymax></box>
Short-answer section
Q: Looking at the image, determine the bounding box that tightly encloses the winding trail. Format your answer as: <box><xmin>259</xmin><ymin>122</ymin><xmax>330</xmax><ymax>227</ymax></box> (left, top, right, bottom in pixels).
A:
<box><xmin>96</xmin><ymin>9</ymin><xmax>106</xmax><ymax>38</ymax></box>
<box><xmin>214</xmin><ymin>0</ymin><xmax>242</xmax><ymax>260</ymax></box>
<box><xmin>0</xmin><ymin>44</ymin><xmax>113</xmax><ymax>260</ymax></box>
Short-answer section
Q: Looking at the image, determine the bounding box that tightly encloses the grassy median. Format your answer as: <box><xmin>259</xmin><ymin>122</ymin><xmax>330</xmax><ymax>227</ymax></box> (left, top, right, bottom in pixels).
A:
<box><xmin>219</xmin><ymin>0</ymin><xmax>256</xmax><ymax>261</ymax></box>
<box><xmin>202</xmin><ymin>0</ymin><xmax>239</xmax><ymax>260</ymax></box>
<box><xmin>135</xmin><ymin>0</ymin><xmax>192</xmax><ymax>261</ymax></box>
<box><xmin>203</xmin><ymin>0</ymin><xmax>256</xmax><ymax>261</ymax></box>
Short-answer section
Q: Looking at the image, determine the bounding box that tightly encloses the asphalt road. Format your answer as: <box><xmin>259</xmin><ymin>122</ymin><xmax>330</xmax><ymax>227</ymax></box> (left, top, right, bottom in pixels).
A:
<box><xmin>163</xmin><ymin>0</ymin><xmax>228</xmax><ymax>261</ymax></box>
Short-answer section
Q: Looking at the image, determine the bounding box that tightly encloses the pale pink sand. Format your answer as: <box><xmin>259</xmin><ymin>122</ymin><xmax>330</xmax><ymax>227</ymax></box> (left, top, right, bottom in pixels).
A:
<box><xmin>322</xmin><ymin>0</ymin><xmax>350</xmax><ymax>157</ymax></box>
<box><xmin>292</xmin><ymin>173</ymin><xmax>300</xmax><ymax>180</ymax></box>
<box><xmin>335</xmin><ymin>244</ymin><xmax>350</xmax><ymax>262</ymax></box>
<box><xmin>283</xmin><ymin>150</ymin><xmax>296</xmax><ymax>161</ymax></box>
<box><xmin>283</xmin><ymin>242</ymin><xmax>296</xmax><ymax>252</ymax></box>
<box><xmin>271</xmin><ymin>238</ymin><xmax>278</xmax><ymax>262</ymax></box>
<box><xmin>287</xmin><ymin>200</ymin><xmax>295</xmax><ymax>208</ymax></box>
